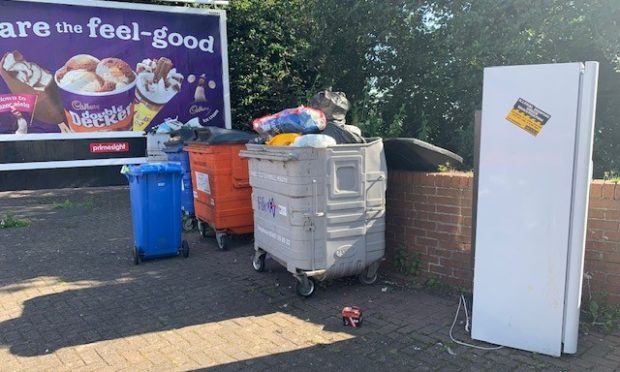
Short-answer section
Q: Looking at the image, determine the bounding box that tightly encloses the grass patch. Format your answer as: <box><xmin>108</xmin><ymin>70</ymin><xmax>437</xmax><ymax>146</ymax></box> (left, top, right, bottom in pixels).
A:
<box><xmin>603</xmin><ymin>170</ymin><xmax>620</xmax><ymax>184</ymax></box>
<box><xmin>0</xmin><ymin>214</ymin><xmax>31</xmax><ymax>228</ymax></box>
<box><xmin>52</xmin><ymin>199</ymin><xmax>74</xmax><ymax>209</ymax></box>
<box><xmin>81</xmin><ymin>195</ymin><xmax>97</xmax><ymax>210</ymax></box>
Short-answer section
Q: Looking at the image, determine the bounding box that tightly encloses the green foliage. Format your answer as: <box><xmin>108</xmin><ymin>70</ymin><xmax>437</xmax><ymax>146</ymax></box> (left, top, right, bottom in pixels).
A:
<box><xmin>582</xmin><ymin>299</ymin><xmax>620</xmax><ymax>333</ymax></box>
<box><xmin>52</xmin><ymin>199</ymin><xmax>74</xmax><ymax>209</ymax></box>
<box><xmin>128</xmin><ymin>0</ymin><xmax>620</xmax><ymax>174</ymax></box>
<box><xmin>394</xmin><ymin>246</ymin><xmax>421</xmax><ymax>277</ymax></box>
<box><xmin>81</xmin><ymin>196</ymin><xmax>97</xmax><ymax>210</ymax></box>
<box><xmin>0</xmin><ymin>214</ymin><xmax>31</xmax><ymax>229</ymax></box>
<box><xmin>603</xmin><ymin>171</ymin><xmax>620</xmax><ymax>184</ymax></box>
<box><xmin>424</xmin><ymin>277</ymin><xmax>466</xmax><ymax>296</ymax></box>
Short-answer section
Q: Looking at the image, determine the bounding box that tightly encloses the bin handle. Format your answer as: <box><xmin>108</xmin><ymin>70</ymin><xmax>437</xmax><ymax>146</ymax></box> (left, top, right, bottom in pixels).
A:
<box><xmin>239</xmin><ymin>150</ymin><xmax>297</xmax><ymax>162</ymax></box>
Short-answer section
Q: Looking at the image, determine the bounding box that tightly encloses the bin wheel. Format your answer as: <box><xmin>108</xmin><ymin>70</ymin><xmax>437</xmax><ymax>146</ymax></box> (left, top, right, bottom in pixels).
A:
<box><xmin>198</xmin><ymin>221</ymin><xmax>215</xmax><ymax>238</ymax></box>
<box><xmin>132</xmin><ymin>246</ymin><xmax>141</xmax><ymax>265</ymax></box>
<box><xmin>216</xmin><ymin>232</ymin><xmax>228</xmax><ymax>250</ymax></box>
<box><xmin>252</xmin><ymin>253</ymin><xmax>266</xmax><ymax>272</ymax></box>
<box><xmin>181</xmin><ymin>240</ymin><xmax>190</xmax><ymax>258</ymax></box>
<box><xmin>296</xmin><ymin>277</ymin><xmax>316</xmax><ymax>298</ymax></box>
<box><xmin>358</xmin><ymin>267</ymin><xmax>378</xmax><ymax>285</ymax></box>
<box><xmin>182</xmin><ymin>217</ymin><xmax>194</xmax><ymax>232</ymax></box>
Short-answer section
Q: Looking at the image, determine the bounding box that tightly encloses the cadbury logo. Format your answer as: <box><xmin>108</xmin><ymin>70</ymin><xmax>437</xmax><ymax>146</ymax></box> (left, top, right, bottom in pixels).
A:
<box><xmin>189</xmin><ymin>104</ymin><xmax>209</xmax><ymax>115</ymax></box>
<box><xmin>72</xmin><ymin>101</ymin><xmax>100</xmax><ymax>111</ymax></box>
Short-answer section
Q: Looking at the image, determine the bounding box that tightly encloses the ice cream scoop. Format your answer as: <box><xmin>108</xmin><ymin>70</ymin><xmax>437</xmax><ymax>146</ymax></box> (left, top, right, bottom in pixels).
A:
<box><xmin>65</xmin><ymin>54</ymin><xmax>99</xmax><ymax>72</ymax></box>
<box><xmin>96</xmin><ymin>58</ymin><xmax>135</xmax><ymax>89</ymax></box>
<box><xmin>59</xmin><ymin>70</ymin><xmax>103</xmax><ymax>93</ymax></box>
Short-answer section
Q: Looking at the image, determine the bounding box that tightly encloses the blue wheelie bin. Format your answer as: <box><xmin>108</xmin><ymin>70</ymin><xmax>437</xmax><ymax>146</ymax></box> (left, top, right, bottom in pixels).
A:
<box><xmin>163</xmin><ymin>144</ymin><xmax>195</xmax><ymax>231</ymax></box>
<box><xmin>125</xmin><ymin>162</ymin><xmax>190</xmax><ymax>264</ymax></box>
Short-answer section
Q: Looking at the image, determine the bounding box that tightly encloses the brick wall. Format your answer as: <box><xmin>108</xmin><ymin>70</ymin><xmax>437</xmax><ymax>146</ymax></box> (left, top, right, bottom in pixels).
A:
<box><xmin>385</xmin><ymin>171</ymin><xmax>620</xmax><ymax>305</ymax></box>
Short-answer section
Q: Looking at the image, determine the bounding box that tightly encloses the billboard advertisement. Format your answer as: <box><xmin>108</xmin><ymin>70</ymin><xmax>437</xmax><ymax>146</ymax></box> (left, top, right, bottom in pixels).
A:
<box><xmin>0</xmin><ymin>0</ymin><xmax>231</xmax><ymax>136</ymax></box>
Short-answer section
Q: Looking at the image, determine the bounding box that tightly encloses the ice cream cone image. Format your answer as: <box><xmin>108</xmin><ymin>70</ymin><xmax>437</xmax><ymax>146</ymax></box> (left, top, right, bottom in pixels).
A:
<box><xmin>133</xmin><ymin>90</ymin><xmax>166</xmax><ymax>131</ymax></box>
<box><xmin>0</xmin><ymin>51</ymin><xmax>65</xmax><ymax>125</ymax></box>
<box><xmin>133</xmin><ymin>58</ymin><xmax>183</xmax><ymax>131</ymax></box>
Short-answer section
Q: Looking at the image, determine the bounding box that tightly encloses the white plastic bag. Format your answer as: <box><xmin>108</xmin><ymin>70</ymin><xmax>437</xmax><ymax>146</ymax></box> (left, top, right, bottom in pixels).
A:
<box><xmin>291</xmin><ymin>134</ymin><xmax>337</xmax><ymax>148</ymax></box>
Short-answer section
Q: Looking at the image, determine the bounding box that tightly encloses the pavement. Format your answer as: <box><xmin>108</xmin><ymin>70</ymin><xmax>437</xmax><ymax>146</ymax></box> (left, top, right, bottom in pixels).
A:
<box><xmin>1</xmin><ymin>186</ymin><xmax>620</xmax><ymax>371</ymax></box>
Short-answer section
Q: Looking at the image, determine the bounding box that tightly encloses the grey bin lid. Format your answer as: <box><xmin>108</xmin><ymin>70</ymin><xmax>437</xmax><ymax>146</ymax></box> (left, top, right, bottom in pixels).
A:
<box><xmin>383</xmin><ymin>138</ymin><xmax>463</xmax><ymax>171</ymax></box>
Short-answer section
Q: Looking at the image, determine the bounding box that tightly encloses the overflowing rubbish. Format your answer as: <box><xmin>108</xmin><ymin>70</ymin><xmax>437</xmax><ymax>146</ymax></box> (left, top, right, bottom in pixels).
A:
<box><xmin>252</xmin><ymin>106</ymin><xmax>326</xmax><ymax>137</ymax></box>
<box><xmin>251</xmin><ymin>90</ymin><xmax>364</xmax><ymax>147</ymax></box>
<box><xmin>267</xmin><ymin>133</ymin><xmax>301</xmax><ymax>146</ymax></box>
<box><xmin>290</xmin><ymin>134</ymin><xmax>336</xmax><ymax>148</ymax></box>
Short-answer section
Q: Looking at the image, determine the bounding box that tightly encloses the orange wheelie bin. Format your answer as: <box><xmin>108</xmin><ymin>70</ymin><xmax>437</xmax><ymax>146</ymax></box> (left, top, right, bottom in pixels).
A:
<box><xmin>184</xmin><ymin>128</ymin><xmax>256</xmax><ymax>250</ymax></box>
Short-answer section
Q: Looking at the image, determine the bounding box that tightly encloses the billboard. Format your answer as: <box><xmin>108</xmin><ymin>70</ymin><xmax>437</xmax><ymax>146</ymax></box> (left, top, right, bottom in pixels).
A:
<box><xmin>0</xmin><ymin>0</ymin><xmax>231</xmax><ymax>136</ymax></box>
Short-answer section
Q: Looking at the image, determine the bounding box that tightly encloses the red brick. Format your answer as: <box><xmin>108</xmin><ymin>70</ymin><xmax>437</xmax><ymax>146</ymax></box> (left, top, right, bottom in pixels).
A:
<box><xmin>436</xmin><ymin>188</ymin><xmax>462</xmax><ymax>198</ymax></box>
<box><xmin>605</xmin><ymin>275</ymin><xmax>620</xmax><ymax>288</ymax></box>
<box><xmin>588</xmin><ymin>219</ymin><xmax>620</xmax><ymax>231</ymax></box>
<box><xmin>412</xmin><ymin>219</ymin><xmax>436</xmax><ymax>231</ymax></box>
<box><xmin>587</xmin><ymin>209</ymin><xmax>605</xmax><ymax>219</ymax></box>
<box><xmin>602</xmin><ymin>252</ymin><xmax>620</xmax><ymax>264</ymax></box>
<box><xmin>414</xmin><ymin>173</ymin><xmax>436</xmax><ymax>186</ymax></box>
<box><xmin>436</xmin><ymin>205</ymin><xmax>460</xmax><ymax>215</ymax></box>
<box><xmin>428</xmin><ymin>247</ymin><xmax>453</xmax><ymax>259</ymax></box>
<box><xmin>435</xmin><ymin>214</ymin><xmax>464</xmax><ymax>225</ymax></box>
<box><xmin>604</xmin><ymin>230</ymin><xmax>620</xmax><ymax>242</ymax></box>
<box><xmin>605</xmin><ymin>209</ymin><xmax>620</xmax><ymax>220</ymax></box>
<box><xmin>590</xmin><ymin>180</ymin><xmax>604</xmax><ymax>198</ymax></box>
<box><xmin>586</xmin><ymin>260</ymin><xmax>620</xmax><ymax>274</ymax></box>
<box><xmin>427</xmin><ymin>195</ymin><xmax>461</xmax><ymax>207</ymax></box>
<box><xmin>452</xmin><ymin>268</ymin><xmax>473</xmax><ymax>280</ymax></box>
<box><xmin>412</xmin><ymin>186</ymin><xmax>437</xmax><ymax>196</ymax></box>
<box><xmin>406</xmin><ymin>226</ymin><xmax>426</xmax><ymax>239</ymax></box>
<box><xmin>461</xmin><ymin>207</ymin><xmax>473</xmax><ymax>217</ymax></box>
<box><xmin>436</xmin><ymin>223</ymin><xmax>461</xmax><ymax>234</ymax></box>
<box><xmin>408</xmin><ymin>210</ymin><xmax>430</xmax><ymax>221</ymax></box>
<box><xmin>414</xmin><ymin>202</ymin><xmax>436</xmax><ymax>212</ymax></box>
<box><xmin>602</xmin><ymin>183</ymin><xmax>617</xmax><ymax>199</ymax></box>
<box><xmin>584</xmin><ymin>249</ymin><xmax>604</xmax><ymax>261</ymax></box>
<box><xmin>428</xmin><ymin>263</ymin><xmax>451</xmax><ymax>276</ymax></box>
<box><xmin>586</xmin><ymin>240</ymin><xmax>620</xmax><ymax>252</ymax></box>
<box><xmin>589</xmin><ymin>197</ymin><xmax>620</xmax><ymax>209</ymax></box>
<box><xmin>415</xmin><ymin>236</ymin><xmax>438</xmax><ymax>247</ymax></box>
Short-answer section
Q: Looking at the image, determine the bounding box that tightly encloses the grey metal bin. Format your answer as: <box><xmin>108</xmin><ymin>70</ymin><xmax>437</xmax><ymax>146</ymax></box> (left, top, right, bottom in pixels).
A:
<box><xmin>240</xmin><ymin>138</ymin><xmax>387</xmax><ymax>297</ymax></box>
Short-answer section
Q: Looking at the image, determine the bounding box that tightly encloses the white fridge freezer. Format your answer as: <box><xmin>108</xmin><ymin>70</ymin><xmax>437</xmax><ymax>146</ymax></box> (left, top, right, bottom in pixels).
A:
<box><xmin>472</xmin><ymin>62</ymin><xmax>599</xmax><ymax>356</ymax></box>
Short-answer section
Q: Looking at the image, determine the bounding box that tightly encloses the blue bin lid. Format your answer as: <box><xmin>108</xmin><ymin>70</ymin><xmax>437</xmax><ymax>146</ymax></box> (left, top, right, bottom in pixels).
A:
<box><xmin>128</xmin><ymin>162</ymin><xmax>182</xmax><ymax>175</ymax></box>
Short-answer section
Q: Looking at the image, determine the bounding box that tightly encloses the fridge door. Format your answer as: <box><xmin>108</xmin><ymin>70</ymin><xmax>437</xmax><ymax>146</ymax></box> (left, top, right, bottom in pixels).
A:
<box><xmin>472</xmin><ymin>63</ymin><xmax>584</xmax><ymax>356</ymax></box>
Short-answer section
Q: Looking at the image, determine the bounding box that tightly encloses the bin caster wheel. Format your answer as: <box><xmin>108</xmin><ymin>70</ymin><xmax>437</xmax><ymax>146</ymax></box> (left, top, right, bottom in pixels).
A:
<box><xmin>181</xmin><ymin>240</ymin><xmax>190</xmax><ymax>258</ymax></box>
<box><xmin>182</xmin><ymin>217</ymin><xmax>194</xmax><ymax>232</ymax></box>
<box><xmin>198</xmin><ymin>221</ymin><xmax>214</xmax><ymax>238</ymax></box>
<box><xmin>216</xmin><ymin>232</ymin><xmax>228</xmax><ymax>250</ymax></box>
<box><xmin>358</xmin><ymin>270</ymin><xmax>378</xmax><ymax>285</ymax></box>
<box><xmin>132</xmin><ymin>246</ymin><xmax>141</xmax><ymax>265</ymax></box>
<box><xmin>252</xmin><ymin>252</ymin><xmax>266</xmax><ymax>272</ymax></box>
<box><xmin>296</xmin><ymin>277</ymin><xmax>315</xmax><ymax>298</ymax></box>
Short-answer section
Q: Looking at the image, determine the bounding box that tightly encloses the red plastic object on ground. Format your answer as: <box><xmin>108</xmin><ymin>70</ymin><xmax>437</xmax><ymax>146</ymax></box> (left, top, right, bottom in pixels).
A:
<box><xmin>185</xmin><ymin>143</ymin><xmax>253</xmax><ymax>250</ymax></box>
<box><xmin>342</xmin><ymin>306</ymin><xmax>363</xmax><ymax>328</ymax></box>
